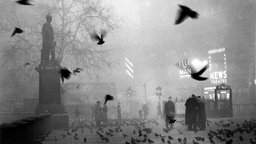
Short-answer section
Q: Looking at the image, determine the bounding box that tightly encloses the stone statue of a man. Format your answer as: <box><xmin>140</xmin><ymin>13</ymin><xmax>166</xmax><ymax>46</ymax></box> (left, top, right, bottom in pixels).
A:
<box><xmin>41</xmin><ymin>13</ymin><xmax>56</xmax><ymax>65</ymax></box>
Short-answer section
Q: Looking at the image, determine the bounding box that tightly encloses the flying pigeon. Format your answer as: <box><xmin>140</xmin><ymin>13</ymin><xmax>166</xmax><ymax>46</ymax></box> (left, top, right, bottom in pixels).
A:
<box><xmin>190</xmin><ymin>64</ymin><xmax>209</xmax><ymax>81</ymax></box>
<box><xmin>104</xmin><ymin>94</ymin><xmax>114</xmax><ymax>105</ymax></box>
<box><xmin>73</xmin><ymin>68</ymin><xmax>83</xmax><ymax>75</ymax></box>
<box><xmin>175</xmin><ymin>5</ymin><xmax>199</xmax><ymax>25</ymax></box>
<box><xmin>59</xmin><ymin>67</ymin><xmax>72</xmax><ymax>83</ymax></box>
<box><xmin>90</xmin><ymin>29</ymin><xmax>107</xmax><ymax>45</ymax></box>
<box><xmin>16</xmin><ymin>0</ymin><xmax>32</xmax><ymax>5</ymax></box>
<box><xmin>11</xmin><ymin>27</ymin><xmax>23</xmax><ymax>37</ymax></box>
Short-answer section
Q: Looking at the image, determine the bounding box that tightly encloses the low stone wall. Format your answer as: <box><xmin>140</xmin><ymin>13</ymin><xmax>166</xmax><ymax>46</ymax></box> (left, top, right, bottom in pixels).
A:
<box><xmin>0</xmin><ymin>114</ymin><xmax>51</xmax><ymax>144</ymax></box>
<box><xmin>0</xmin><ymin>112</ymin><xmax>35</xmax><ymax>124</ymax></box>
<box><xmin>0</xmin><ymin>114</ymin><xmax>68</xmax><ymax>144</ymax></box>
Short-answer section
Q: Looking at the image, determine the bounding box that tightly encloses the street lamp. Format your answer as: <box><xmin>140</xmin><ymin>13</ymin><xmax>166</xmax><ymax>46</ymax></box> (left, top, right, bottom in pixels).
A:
<box><xmin>156</xmin><ymin>86</ymin><xmax>162</xmax><ymax>117</ymax></box>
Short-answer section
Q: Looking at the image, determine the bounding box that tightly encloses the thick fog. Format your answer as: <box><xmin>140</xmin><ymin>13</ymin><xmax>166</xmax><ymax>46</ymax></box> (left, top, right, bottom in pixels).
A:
<box><xmin>0</xmin><ymin>0</ymin><xmax>256</xmax><ymax>144</ymax></box>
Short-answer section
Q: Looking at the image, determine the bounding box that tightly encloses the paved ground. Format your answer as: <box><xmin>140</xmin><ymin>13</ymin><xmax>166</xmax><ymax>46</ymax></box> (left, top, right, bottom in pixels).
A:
<box><xmin>43</xmin><ymin>117</ymin><xmax>256</xmax><ymax>144</ymax></box>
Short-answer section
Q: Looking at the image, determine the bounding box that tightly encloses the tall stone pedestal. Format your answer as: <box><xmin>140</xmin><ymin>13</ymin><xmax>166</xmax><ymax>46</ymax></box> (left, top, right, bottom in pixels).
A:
<box><xmin>35</xmin><ymin>63</ymin><xmax>68</xmax><ymax>129</ymax></box>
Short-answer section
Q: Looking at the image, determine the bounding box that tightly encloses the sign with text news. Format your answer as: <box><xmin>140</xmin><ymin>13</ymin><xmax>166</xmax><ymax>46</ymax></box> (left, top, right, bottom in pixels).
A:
<box><xmin>208</xmin><ymin>48</ymin><xmax>227</xmax><ymax>85</ymax></box>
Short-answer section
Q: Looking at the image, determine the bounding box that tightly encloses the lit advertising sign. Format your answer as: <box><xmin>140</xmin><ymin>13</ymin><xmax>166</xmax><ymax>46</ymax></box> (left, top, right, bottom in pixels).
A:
<box><xmin>176</xmin><ymin>59</ymin><xmax>191</xmax><ymax>78</ymax></box>
<box><xmin>208</xmin><ymin>48</ymin><xmax>227</xmax><ymax>85</ymax></box>
<box><xmin>210</xmin><ymin>71</ymin><xmax>227</xmax><ymax>84</ymax></box>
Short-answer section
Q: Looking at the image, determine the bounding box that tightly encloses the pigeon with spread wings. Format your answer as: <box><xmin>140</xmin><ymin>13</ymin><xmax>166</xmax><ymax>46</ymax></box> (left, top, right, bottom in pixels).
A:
<box><xmin>190</xmin><ymin>64</ymin><xmax>209</xmax><ymax>81</ymax></box>
<box><xmin>73</xmin><ymin>68</ymin><xmax>83</xmax><ymax>75</ymax></box>
<box><xmin>11</xmin><ymin>27</ymin><xmax>23</xmax><ymax>37</ymax></box>
<box><xmin>16</xmin><ymin>0</ymin><xmax>33</xmax><ymax>5</ymax></box>
<box><xmin>104</xmin><ymin>94</ymin><xmax>114</xmax><ymax>105</ymax></box>
<box><xmin>90</xmin><ymin>29</ymin><xmax>107</xmax><ymax>45</ymax></box>
<box><xmin>175</xmin><ymin>5</ymin><xmax>199</xmax><ymax>25</ymax></box>
<box><xmin>59</xmin><ymin>67</ymin><xmax>72</xmax><ymax>84</ymax></box>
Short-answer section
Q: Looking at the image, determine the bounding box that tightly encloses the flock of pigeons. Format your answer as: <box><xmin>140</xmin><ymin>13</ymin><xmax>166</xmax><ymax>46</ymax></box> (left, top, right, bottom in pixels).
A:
<box><xmin>39</xmin><ymin>118</ymin><xmax>256</xmax><ymax>144</ymax></box>
<box><xmin>12</xmin><ymin>0</ymin><xmax>206</xmax><ymax>81</ymax></box>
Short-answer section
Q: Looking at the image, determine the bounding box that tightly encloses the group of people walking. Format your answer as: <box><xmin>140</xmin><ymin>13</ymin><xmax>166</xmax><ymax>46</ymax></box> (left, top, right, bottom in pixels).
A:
<box><xmin>162</xmin><ymin>95</ymin><xmax>206</xmax><ymax>131</ymax></box>
<box><xmin>93</xmin><ymin>101</ymin><xmax>122</xmax><ymax>128</ymax></box>
<box><xmin>185</xmin><ymin>94</ymin><xmax>206</xmax><ymax>131</ymax></box>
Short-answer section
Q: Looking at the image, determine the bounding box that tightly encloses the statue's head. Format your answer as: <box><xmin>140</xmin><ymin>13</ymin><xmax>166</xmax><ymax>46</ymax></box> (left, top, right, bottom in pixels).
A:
<box><xmin>46</xmin><ymin>13</ymin><xmax>52</xmax><ymax>23</ymax></box>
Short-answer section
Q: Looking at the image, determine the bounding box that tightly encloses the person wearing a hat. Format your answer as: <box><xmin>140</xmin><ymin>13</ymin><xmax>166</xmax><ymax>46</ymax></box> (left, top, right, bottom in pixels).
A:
<box><xmin>94</xmin><ymin>101</ymin><xmax>103</xmax><ymax>128</ymax></box>
<box><xmin>164</xmin><ymin>96</ymin><xmax>176</xmax><ymax>130</ymax></box>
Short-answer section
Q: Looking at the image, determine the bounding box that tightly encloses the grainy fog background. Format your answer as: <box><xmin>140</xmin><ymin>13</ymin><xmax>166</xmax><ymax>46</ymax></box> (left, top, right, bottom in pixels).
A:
<box><xmin>0</xmin><ymin>0</ymin><xmax>255</xmax><ymax>130</ymax></box>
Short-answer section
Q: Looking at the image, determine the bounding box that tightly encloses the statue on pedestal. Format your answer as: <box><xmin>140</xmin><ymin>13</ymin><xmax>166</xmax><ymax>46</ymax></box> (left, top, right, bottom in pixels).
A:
<box><xmin>41</xmin><ymin>13</ymin><xmax>56</xmax><ymax>66</ymax></box>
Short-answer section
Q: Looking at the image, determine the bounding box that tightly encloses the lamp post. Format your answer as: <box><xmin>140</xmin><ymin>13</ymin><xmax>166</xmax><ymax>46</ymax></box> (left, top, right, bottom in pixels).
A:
<box><xmin>143</xmin><ymin>83</ymin><xmax>147</xmax><ymax>103</ymax></box>
<box><xmin>156</xmin><ymin>86</ymin><xmax>162</xmax><ymax>116</ymax></box>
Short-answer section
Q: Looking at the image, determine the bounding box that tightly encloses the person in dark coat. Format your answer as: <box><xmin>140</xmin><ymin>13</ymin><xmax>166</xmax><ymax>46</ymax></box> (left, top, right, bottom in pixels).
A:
<box><xmin>94</xmin><ymin>101</ymin><xmax>103</xmax><ymax>128</ymax></box>
<box><xmin>102</xmin><ymin>104</ymin><xmax>108</xmax><ymax>126</ymax></box>
<box><xmin>164</xmin><ymin>96</ymin><xmax>176</xmax><ymax>130</ymax></box>
<box><xmin>197</xmin><ymin>96</ymin><xmax>206</xmax><ymax>130</ymax></box>
<box><xmin>185</xmin><ymin>94</ymin><xmax>199</xmax><ymax>131</ymax></box>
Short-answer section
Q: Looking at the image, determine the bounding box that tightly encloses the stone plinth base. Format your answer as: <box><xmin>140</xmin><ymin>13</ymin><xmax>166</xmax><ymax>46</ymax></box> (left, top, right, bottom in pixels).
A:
<box><xmin>35</xmin><ymin>104</ymin><xmax>65</xmax><ymax>115</ymax></box>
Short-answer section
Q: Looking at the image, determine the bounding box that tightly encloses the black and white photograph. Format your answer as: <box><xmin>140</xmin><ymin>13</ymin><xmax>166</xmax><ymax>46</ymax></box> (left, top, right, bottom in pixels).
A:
<box><xmin>0</xmin><ymin>0</ymin><xmax>256</xmax><ymax>144</ymax></box>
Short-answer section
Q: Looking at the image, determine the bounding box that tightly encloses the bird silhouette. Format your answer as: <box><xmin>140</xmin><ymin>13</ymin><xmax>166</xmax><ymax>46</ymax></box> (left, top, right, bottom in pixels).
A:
<box><xmin>175</xmin><ymin>5</ymin><xmax>199</xmax><ymax>25</ymax></box>
<box><xmin>226</xmin><ymin>139</ymin><xmax>233</xmax><ymax>144</ymax></box>
<box><xmin>168</xmin><ymin>136</ymin><xmax>174</xmax><ymax>140</ymax></box>
<box><xmin>142</xmin><ymin>137</ymin><xmax>147</xmax><ymax>142</ymax></box>
<box><xmin>190</xmin><ymin>64</ymin><xmax>209</xmax><ymax>81</ymax></box>
<box><xmin>161</xmin><ymin>137</ymin><xmax>166</xmax><ymax>143</ymax></box>
<box><xmin>209</xmin><ymin>137</ymin><xmax>215</xmax><ymax>144</ymax></box>
<box><xmin>122</xmin><ymin>133</ymin><xmax>128</xmax><ymax>138</ymax></box>
<box><xmin>11</xmin><ymin>27</ymin><xmax>23</xmax><ymax>37</ymax></box>
<box><xmin>73</xmin><ymin>68</ymin><xmax>83</xmax><ymax>75</ymax></box>
<box><xmin>90</xmin><ymin>29</ymin><xmax>107</xmax><ymax>45</ymax></box>
<box><xmin>59</xmin><ymin>67</ymin><xmax>72</xmax><ymax>83</ymax></box>
<box><xmin>16</xmin><ymin>0</ymin><xmax>32</xmax><ymax>5</ymax></box>
<box><xmin>183</xmin><ymin>137</ymin><xmax>187</xmax><ymax>144</ymax></box>
<box><xmin>192</xmin><ymin>139</ymin><xmax>199</xmax><ymax>144</ymax></box>
<box><xmin>104</xmin><ymin>94</ymin><xmax>114</xmax><ymax>105</ymax></box>
<box><xmin>148</xmin><ymin>138</ymin><xmax>154</xmax><ymax>143</ymax></box>
<box><xmin>24</xmin><ymin>62</ymin><xmax>30</xmax><ymax>67</ymax></box>
<box><xmin>177</xmin><ymin>138</ymin><xmax>182</xmax><ymax>143</ymax></box>
<box><xmin>239</xmin><ymin>136</ymin><xmax>243</xmax><ymax>141</ymax></box>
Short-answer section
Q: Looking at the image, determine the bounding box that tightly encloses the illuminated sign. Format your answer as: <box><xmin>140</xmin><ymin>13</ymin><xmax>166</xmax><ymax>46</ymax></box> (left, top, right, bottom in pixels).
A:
<box><xmin>208</xmin><ymin>48</ymin><xmax>227</xmax><ymax>85</ymax></box>
<box><xmin>176</xmin><ymin>59</ymin><xmax>191</xmax><ymax>78</ymax></box>
<box><xmin>210</xmin><ymin>71</ymin><xmax>227</xmax><ymax>84</ymax></box>
<box><xmin>208</xmin><ymin>48</ymin><xmax>225</xmax><ymax>54</ymax></box>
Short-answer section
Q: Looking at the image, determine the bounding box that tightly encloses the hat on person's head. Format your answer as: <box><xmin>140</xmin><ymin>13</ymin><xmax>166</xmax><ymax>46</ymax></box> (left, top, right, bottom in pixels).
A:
<box><xmin>192</xmin><ymin>94</ymin><xmax>196</xmax><ymax>98</ymax></box>
<box><xmin>46</xmin><ymin>13</ymin><xmax>52</xmax><ymax>22</ymax></box>
<box><xmin>197</xmin><ymin>96</ymin><xmax>201</xmax><ymax>99</ymax></box>
<box><xmin>168</xmin><ymin>96</ymin><xmax>172</xmax><ymax>99</ymax></box>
